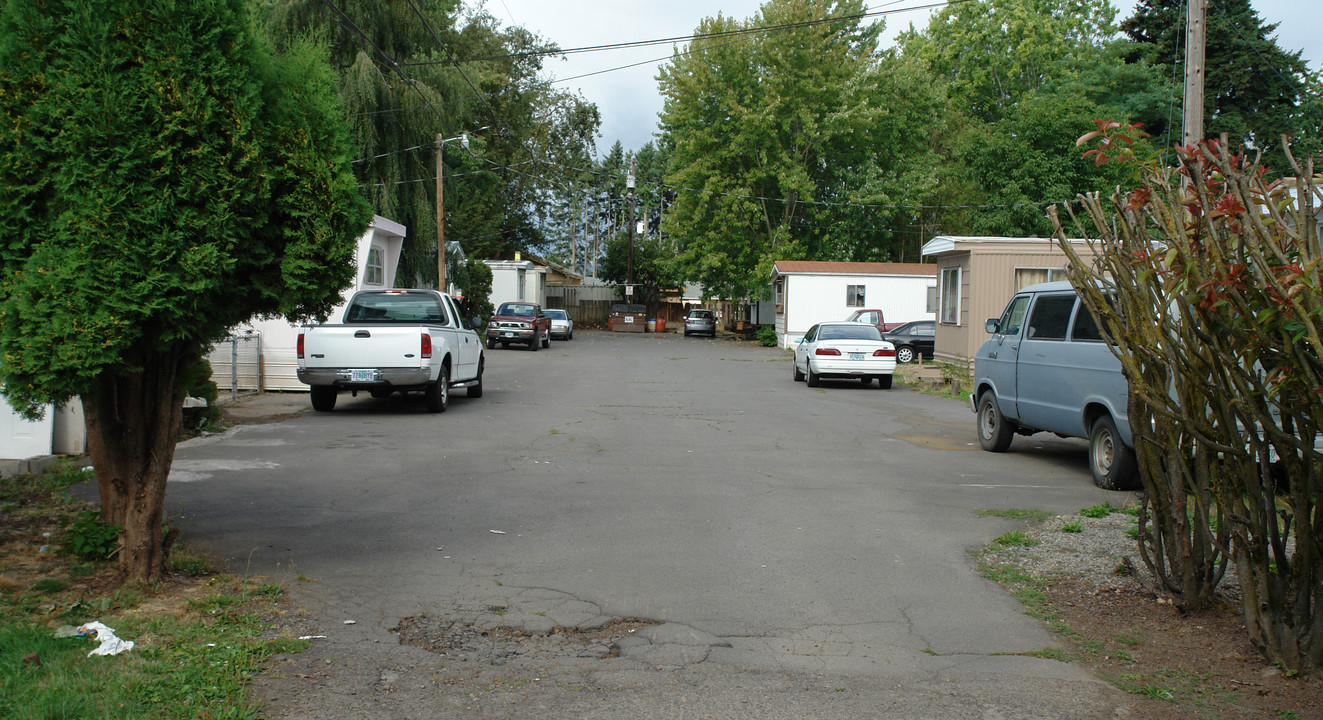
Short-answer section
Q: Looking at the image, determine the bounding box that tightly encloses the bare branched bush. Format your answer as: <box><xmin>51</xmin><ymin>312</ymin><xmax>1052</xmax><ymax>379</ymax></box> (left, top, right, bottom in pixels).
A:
<box><xmin>1051</xmin><ymin>125</ymin><xmax>1323</xmax><ymax>673</ymax></box>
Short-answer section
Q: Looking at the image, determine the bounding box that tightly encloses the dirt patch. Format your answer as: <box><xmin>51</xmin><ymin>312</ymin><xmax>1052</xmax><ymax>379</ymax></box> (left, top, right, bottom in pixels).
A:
<box><xmin>395</xmin><ymin>615</ymin><xmax>658</xmax><ymax>665</ymax></box>
<box><xmin>1043</xmin><ymin>579</ymin><xmax>1323</xmax><ymax>719</ymax></box>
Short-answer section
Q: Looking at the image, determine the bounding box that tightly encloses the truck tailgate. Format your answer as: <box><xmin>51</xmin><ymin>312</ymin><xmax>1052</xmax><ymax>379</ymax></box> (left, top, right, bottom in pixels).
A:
<box><xmin>302</xmin><ymin>326</ymin><xmax>428</xmax><ymax>369</ymax></box>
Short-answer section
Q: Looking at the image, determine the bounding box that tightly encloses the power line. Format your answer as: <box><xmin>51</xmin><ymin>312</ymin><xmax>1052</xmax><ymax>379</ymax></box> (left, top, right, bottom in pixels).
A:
<box><xmin>405</xmin><ymin>0</ymin><xmax>964</xmax><ymax>67</ymax></box>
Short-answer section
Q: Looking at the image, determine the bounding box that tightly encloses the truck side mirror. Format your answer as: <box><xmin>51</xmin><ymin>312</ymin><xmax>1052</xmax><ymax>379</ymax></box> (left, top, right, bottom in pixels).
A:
<box><xmin>985</xmin><ymin>318</ymin><xmax>1001</xmax><ymax>334</ymax></box>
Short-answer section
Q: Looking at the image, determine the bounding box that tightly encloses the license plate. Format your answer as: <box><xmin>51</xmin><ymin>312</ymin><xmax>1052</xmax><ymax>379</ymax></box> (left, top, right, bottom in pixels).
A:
<box><xmin>351</xmin><ymin>369</ymin><xmax>375</xmax><ymax>382</ymax></box>
<box><xmin>504</xmin><ymin>332</ymin><xmax>517</xmax><ymax>337</ymax></box>
<box><xmin>849</xmin><ymin>352</ymin><xmax>866</xmax><ymax>361</ymax></box>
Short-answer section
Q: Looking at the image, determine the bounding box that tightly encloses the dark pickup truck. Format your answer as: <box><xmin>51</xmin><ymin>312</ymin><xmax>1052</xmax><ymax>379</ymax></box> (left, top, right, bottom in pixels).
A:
<box><xmin>485</xmin><ymin>302</ymin><xmax>552</xmax><ymax>351</ymax></box>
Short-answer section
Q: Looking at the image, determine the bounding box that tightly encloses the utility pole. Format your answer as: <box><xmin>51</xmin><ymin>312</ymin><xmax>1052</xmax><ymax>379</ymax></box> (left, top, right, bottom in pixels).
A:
<box><xmin>435</xmin><ymin>131</ymin><xmax>472</xmax><ymax>293</ymax></box>
<box><xmin>1182</xmin><ymin>0</ymin><xmax>1206</xmax><ymax>149</ymax></box>
<box><xmin>627</xmin><ymin>158</ymin><xmax>636</xmax><ymax>289</ymax></box>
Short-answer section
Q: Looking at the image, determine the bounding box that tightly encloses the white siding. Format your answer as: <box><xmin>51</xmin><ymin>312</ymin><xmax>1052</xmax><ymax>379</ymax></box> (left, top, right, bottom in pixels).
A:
<box><xmin>781</xmin><ymin>274</ymin><xmax>936</xmax><ymax>347</ymax></box>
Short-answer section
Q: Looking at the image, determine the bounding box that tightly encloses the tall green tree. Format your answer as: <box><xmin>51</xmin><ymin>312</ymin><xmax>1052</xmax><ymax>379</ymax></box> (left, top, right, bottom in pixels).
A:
<box><xmin>1122</xmin><ymin>0</ymin><xmax>1322</xmax><ymax>171</ymax></box>
<box><xmin>0</xmin><ymin>0</ymin><xmax>370</xmax><ymax>583</ymax></box>
<box><xmin>897</xmin><ymin>0</ymin><xmax>1119</xmax><ymax>123</ymax></box>
<box><xmin>899</xmin><ymin>0</ymin><xmax>1169</xmax><ymax>237</ymax></box>
<box><xmin>659</xmin><ymin>0</ymin><xmax>936</xmax><ymax>301</ymax></box>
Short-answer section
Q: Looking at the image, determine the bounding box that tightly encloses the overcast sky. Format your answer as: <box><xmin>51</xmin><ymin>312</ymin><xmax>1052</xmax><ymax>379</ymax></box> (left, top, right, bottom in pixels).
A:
<box><xmin>475</xmin><ymin>0</ymin><xmax>1322</xmax><ymax>156</ymax></box>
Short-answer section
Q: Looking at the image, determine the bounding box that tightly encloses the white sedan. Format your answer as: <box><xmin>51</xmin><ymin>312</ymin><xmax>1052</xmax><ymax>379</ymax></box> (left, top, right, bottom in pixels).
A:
<box><xmin>793</xmin><ymin>321</ymin><xmax>897</xmax><ymax>389</ymax></box>
<box><xmin>545</xmin><ymin>308</ymin><xmax>573</xmax><ymax>340</ymax></box>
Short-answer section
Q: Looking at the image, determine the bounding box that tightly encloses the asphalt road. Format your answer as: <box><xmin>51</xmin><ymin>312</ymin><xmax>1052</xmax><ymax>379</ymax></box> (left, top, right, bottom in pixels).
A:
<box><xmin>161</xmin><ymin>330</ymin><xmax>1139</xmax><ymax>719</ymax></box>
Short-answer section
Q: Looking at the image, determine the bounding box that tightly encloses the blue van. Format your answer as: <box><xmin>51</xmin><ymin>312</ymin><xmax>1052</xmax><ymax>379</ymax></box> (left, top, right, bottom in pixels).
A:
<box><xmin>971</xmin><ymin>281</ymin><xmax>1138</xmax><ymax>490</ymax></box>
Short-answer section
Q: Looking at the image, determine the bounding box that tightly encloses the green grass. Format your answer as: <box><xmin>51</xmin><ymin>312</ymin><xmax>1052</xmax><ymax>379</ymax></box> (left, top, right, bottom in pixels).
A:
<box><xmin>2</xmin><ymin>464</ymin><xmax>305</xmax><ymax>720</ymax></box>
<box><xmin>1080</xmin><ymin>502</ymin><xmax>1117</xmax><ymax>519</ymax></box>
<box><xmin>993</xmin><ymin>530</ymin><xmax>1038</xmax><ymax>547</ymax></box>
<box><xmin>1062</xmin><ymin>520</ymin><xmax>1083</xmax><ymax>533</ymax></box>
<box><xmin>975</xmin><ymin>508</ymin><xmax>1053</xmax><ymax>522</ymax></box>
<box><xmin>1</xmin><ymin>577</ymin><xmax>304</xmax><ymax>720</ymax></box>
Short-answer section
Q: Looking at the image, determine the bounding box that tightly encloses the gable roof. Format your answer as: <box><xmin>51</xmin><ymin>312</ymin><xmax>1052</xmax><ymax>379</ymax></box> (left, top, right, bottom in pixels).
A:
<box><xmin>770</xmin><ymin>261</ymin><xmax>937</xmax><ymax>278</ymax></box>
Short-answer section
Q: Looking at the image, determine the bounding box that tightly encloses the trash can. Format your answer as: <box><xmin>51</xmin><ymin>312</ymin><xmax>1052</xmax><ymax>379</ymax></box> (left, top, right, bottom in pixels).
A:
<box><xmin>609</xmin><ymin>304</ymin><xmax>646</xmax><ymax>333</ymax></box>
<box><xmin>646</xmin><ymin>319</ymin><xmax>656</xmax><ymax>332</ymax></box>
<box><xmin>656</xmin><ymin>318</ymin><xmax>666</xmax><ymax>333</ymax></box>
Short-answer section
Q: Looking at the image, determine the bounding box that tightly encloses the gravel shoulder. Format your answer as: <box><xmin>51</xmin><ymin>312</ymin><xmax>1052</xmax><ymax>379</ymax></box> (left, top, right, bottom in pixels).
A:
<box><xmin>981</xmin><ymin>508</ymin><xmax>1323</xmax><ymax>720</ymax></box>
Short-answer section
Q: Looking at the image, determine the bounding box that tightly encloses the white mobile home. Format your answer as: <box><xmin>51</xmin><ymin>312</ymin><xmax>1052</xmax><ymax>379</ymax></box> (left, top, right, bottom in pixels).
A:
<box><xmin>484</xmin><ymin>258</ymin><xmax>547</xmax><ymax>308</ymax></box>
<box><xmin>770</xmin><ymin>261</ymin><xmax>938</xmax><ymax>348</ymax></box>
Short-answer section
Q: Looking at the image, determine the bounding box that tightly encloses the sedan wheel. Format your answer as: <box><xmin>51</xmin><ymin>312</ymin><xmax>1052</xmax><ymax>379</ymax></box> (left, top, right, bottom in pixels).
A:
<box><xmin>792</xmin><ymin>360</ymin><xmax>805</xmax><ymax>382</ymax></box>
<box><xmin>806</xmin><ymin>363</ymin><xmax>821</xmax><ymax>387</ymax></box>
<box><xmin>896</xmin><ymin>346</ymin><xmax>915</xmax><ymax>364</ymax></box>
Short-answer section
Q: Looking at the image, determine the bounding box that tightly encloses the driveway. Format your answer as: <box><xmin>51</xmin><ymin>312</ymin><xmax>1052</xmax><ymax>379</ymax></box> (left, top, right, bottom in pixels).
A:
<box><xmin>163</xmin><ymin>330</ymin><xmax>1137</xmax><ymax>719</ymax></box>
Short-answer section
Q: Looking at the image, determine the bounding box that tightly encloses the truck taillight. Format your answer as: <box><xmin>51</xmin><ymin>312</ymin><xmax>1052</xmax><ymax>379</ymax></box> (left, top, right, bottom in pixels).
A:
<box><xmin>421</xmin><ymin>333</ymin><xmax>433</xmax><ymax>358</ymax></box>
<box><xmin>297</xmin><ymin>333</ymin><xmax>304</xmax><ymax>359</ymax></box>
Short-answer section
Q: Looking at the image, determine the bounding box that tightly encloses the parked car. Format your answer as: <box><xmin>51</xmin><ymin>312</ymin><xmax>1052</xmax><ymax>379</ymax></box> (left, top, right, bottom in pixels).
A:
<box><xmin>486</xmin><ymin>302</ymin><xmax>551</xmax><ymax>351</ymax></box>
<box><xmin>296</xmin><ymin>289</ymin><xmax>484</xmax><ymax>413</ymax></box>
<box><xmin>881</xmin><ymin>320</ymin><xmax>935</xmax><ymax>364</ymax></box>
<box><xmin>971</xmin><ymin>281</ymin><xmax>1137</xmax><ymax>490</ymax></box>
<box><xmin>684</xmin><ymin>309</ymin><xmax>716</xmax><ymax>337</ymax></box>
<box><xmin>545</xmin><ymin>308</ymin><xmax>573</xmax><ymax>340</ymax></box>
<box><xmin>792</xmin><ymin>321</ymin><xmax>897</xmax><ymax>389</ymax></box>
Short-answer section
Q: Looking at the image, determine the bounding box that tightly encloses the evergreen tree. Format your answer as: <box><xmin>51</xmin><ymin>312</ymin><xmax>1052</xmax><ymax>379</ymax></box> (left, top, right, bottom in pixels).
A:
<box><xmin>0</xmin><ymin>0</ymin><xmax>369</xmax><ymax>583</ymax></box>
<box><xmin>1122</xmin><ymin>0</ymin><xmax>1321</xmax><ymax>170</ymax></box>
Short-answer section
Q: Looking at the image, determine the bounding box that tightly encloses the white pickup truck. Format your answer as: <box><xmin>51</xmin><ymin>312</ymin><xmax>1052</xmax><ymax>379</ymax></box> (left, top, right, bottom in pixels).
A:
<box><xmin>296</xmin><ymin>289</ymin><xmax>484</xmax><ymax>413</ymax></box>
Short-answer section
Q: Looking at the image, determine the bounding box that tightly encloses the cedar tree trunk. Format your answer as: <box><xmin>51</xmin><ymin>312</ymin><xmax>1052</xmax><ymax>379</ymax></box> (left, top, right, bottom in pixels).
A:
<box><xmin>83</xmin><ymin>343</ymin><xmax>193</xmax><ymax>584</ymax></box>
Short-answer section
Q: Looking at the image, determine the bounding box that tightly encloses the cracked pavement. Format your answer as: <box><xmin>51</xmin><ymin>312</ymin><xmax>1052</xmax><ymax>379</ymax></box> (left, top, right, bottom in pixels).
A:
<box><xmin>155</xmin><ymin>331</ymin><xmax>1142</xmax><ymax>718</ymax></box>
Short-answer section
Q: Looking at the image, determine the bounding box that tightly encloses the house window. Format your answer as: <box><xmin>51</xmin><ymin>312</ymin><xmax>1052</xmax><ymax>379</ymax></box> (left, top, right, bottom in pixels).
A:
<box><xmin>846</xmin><ymin>284</ymin><xmax>865</xmax><ymax>308</ymax></box>
<box><xmin>926</xmin><ymin>285</ymin><xmax>938</xmax><ymax>313</ymax></box>
<box><xmin>1014</xmin><ymin>267</ymin><xmax>1068</xmax><ymax>291</ymax></box>
<box><xmin>939</xmin><ymin>267</ymin><xmax>961</xmax><ymax>325</ymax></box>
<box><xmin>364</xmin><ymin>246</ymin><xmax>384</xmax><ymax>286</ymax></box>
<box><xmin>774</xmin><ymin>279</ymin><xmax>783</xmax><ymax>308</ymax></box>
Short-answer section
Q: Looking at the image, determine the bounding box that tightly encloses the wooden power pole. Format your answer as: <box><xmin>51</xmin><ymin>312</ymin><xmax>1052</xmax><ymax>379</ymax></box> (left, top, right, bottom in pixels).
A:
<box><xmin>1182</xmin><ymin>0</ymin><xmax>1206</xmax><ymax>148</ymax></box>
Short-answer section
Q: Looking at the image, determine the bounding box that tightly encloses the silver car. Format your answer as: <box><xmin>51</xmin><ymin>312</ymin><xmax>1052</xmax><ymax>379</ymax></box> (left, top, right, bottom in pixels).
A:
<box><xmin>684</xmin><ymin>309</ymin><xmax>716</xmax><ymax>337</ymax></box>
<box><xmin>545</xmin><ymin>308</ymin><xmax>573</xmax><ymax>340</ymax></box>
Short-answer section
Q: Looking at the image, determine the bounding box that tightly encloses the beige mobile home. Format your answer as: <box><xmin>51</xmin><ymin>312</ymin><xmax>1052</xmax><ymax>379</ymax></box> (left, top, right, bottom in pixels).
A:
<box><xmin>920</xmin><ymin>236</ymin><xmax>1097</xmax><ymax>367</ymax></box>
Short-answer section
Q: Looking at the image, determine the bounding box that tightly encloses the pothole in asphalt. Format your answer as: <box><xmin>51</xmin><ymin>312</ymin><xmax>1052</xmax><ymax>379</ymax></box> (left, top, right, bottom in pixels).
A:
<box><xmin>395</xmin><ymin>615</ymin><xmax>660</xmax><ymax>665</ymax></box>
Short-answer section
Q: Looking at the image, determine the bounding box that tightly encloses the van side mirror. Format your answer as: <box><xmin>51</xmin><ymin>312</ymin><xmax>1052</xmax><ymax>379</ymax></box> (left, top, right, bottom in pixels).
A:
<box><xmin>985</xmin><ymin>318</ymin><xmax>1001</xmax><ymax>334</ymax></box>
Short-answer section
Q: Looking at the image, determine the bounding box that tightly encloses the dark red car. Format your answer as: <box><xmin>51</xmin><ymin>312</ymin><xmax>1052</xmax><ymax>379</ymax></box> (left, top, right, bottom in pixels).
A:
<box><xmin>485</xmin><ymin>302</ymin><xmax>551</xmax><ymax>351</ymax></box>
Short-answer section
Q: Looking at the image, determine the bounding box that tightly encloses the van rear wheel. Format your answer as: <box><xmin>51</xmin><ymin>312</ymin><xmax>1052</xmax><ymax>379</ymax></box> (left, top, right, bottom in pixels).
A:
<box><xmin>1089</xmin><ymin>414</ymin><xmax>1138</xmax><ymax>490</ymax></box>
<box><xmin>977</xmin><ymin>391</ymin><xmax>1014</xmax><ymax>452</ymax></box>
